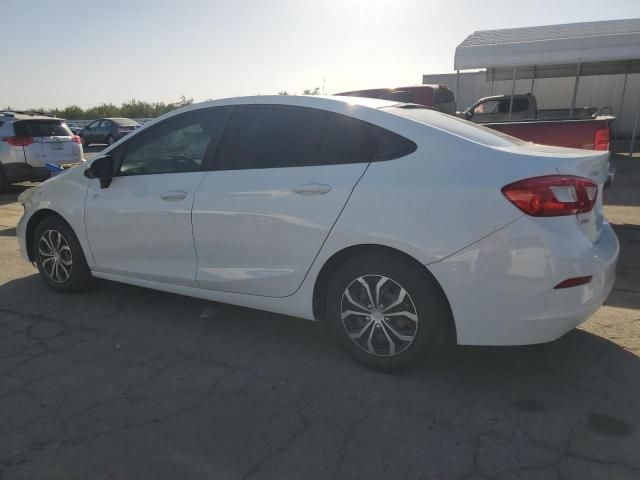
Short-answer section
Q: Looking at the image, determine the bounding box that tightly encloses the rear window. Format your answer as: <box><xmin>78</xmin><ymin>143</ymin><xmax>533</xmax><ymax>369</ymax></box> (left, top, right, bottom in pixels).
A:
<box><xmin>112</xmin><ymin>118</ymin><xmax>140</xmax><ymax>127</ymax></box>
<box><xmin>379</xmin><ymin>91</ymin><xmax>413</xmax><ymax>103</ymax></box>
<box><xmin>14</xmin><ymin>120</ymin><xmax>71</xmax><ymax>137</ymax></box>
<box><xmin>384</xmin><ymin>106</ymin><xmax>526</xmax><ymax>147</ymax></box>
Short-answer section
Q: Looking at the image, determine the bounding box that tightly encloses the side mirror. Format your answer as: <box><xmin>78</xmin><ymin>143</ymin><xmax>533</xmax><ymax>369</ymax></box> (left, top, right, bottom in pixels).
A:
<box><xmin>84</xmin><ymin>155</ymin><xmax>115</xmax><ymax>188</ymax></box>
<box><xmin>465</xmin><ymin>110</ymin><xmax>473</xmax><ymax>120</ymax></box>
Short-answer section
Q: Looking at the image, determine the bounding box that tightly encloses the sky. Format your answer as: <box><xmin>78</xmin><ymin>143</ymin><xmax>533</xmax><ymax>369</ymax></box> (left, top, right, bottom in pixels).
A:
<box><xmin>2</xmin><ymin>0</ymin><xmax>640</xmax><ymax>109</ymax></box>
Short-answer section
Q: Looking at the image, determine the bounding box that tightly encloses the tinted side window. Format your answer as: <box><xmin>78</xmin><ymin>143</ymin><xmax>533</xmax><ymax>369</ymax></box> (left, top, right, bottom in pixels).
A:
<box><xmin>498</xmin><ymin>98</ymin><xmax>529</xmax><ymax>114</ymax></box>
<box><xmin>118</xmin><ymin>107</ymin><xmax>230</xmax><ymax>176</ymax></box>
<box><xmin>220</xmin><ymin>105</ymin><xmax>328</xmax><ymax>170</ymax></box>
<box><xmin>219</xmin><ymin>105</ymin><xmax>416</xmax><ymax>170</ymax></box>
<box><xmin>322</xmin><ymin>114</ymin><xmax>415</xmax><ymax>163</ymax></box>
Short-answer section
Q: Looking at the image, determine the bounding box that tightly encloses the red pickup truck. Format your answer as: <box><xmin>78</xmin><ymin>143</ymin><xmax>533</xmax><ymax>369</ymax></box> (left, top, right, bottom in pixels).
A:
<box><xmin>336</xmin><ymin>86</ymin><xmax>613</xmax><ymax>151</ymax></box>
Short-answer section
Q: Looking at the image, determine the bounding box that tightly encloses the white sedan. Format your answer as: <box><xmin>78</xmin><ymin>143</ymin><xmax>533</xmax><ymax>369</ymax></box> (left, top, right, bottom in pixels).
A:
<box><xmin>16</xmin><ymin>95</ymin><xmax>619</xmax><ymax>371</ymax></box>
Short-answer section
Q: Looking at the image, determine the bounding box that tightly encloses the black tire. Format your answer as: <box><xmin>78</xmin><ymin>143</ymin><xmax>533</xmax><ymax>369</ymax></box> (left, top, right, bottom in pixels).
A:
<box><xmin>0</xmin><ymin>167</ymin><xmax>9</xmax><ymax>193</ymax></box>
<box><xmin>33</xmin><ymin>215</ymin><xmax>94</xmax><ymax>293</ymax></box>
<box><xmin>324</xmin><ymin>251</ymin><xmax>451</xmax><ymax>372</ymax></box>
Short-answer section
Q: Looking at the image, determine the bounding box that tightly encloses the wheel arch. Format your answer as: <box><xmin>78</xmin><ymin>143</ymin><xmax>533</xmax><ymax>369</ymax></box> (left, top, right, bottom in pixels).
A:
<box><xmin>25</xmin><ymin>209</ymin><xmax>74</xmax><ymax>261</ymax></box>
<box><xmin>311</xmin><ymin>243</ymin><xmax>456</xmax><ymax>340</ymax></box>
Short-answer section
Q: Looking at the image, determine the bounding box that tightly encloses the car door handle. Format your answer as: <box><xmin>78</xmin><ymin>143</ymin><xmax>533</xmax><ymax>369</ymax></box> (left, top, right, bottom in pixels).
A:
<box><xmin>291</xmin><ymin>183</ymin><xmax>332</xmax><ymax>195</ymax></box>
<box><xmin>160</xmin><ymin>190</ymin><xmax>188</xmax><ymax>201</ymax></box>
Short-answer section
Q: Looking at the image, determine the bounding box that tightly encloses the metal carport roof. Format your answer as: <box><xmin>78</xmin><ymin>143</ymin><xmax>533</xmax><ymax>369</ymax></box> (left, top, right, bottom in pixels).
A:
<box><xmin>454</xmin><ymin>18</ymin><xmax>640</xmax><ymax>74</ymax></box>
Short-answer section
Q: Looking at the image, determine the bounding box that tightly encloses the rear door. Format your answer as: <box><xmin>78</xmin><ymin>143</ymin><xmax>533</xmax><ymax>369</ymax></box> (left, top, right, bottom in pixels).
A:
<box><xmin>192</xmin><ymin>105</ymin><xmax>416</xmax><ymax>297</ymax></box>
<box><xmin>13</xmin><ymin>120</ymin><xmax>81</xmax><ymax>167</ymax></box>
<box><xmin>96</xmin><ymin>120</ymin><xmax>110</xmax><ymax>143</ymax></box>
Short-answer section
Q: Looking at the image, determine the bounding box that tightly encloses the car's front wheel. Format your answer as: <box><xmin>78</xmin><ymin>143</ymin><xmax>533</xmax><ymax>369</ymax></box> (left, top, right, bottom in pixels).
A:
<box><xmin>324</xmin><ymin>251</ymin><xmax>451</xmax><ymax>372</ymax></box>
<box><xmin>33</xmin><ymin>215</ymin><xmax>94</xmax><ymax>292</ymax></box>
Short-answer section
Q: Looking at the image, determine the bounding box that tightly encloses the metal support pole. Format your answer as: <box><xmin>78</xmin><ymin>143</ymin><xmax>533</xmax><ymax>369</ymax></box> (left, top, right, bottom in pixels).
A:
<box><xmin>569</xmin><ymin>63</ymin><xmax>582</xmax><ymax>118</ymax></box>
<box><xmin>456</xmin><ymin>70</ymin><xmax>461</xmax><ymax>107</ymax></box>
<box><xmin>617</xmin><ymin>72</ymin><xmax>629</xmax><ymax>136</ymax></box>
<box><xmin>508</xmin><ymin>67</ymin><xmax>517</xmax><ymax>120</ymax></box>
<box><xmin>530</xmin><ymin>66</ymin><xmax>536</xmax><ymax>94</ymax></box>
<box><xmin>489</xmin><ymin>68</ymin><xmax>494</xmax><ymax>96</ymax></box>
<box><xmin>629</xmin><ymin>95</ymin><xmax>640</xmax><ymax>158</ymax></box>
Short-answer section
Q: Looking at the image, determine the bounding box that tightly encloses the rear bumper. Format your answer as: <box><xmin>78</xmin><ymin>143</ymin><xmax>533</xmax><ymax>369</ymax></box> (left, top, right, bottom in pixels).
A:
<box><xmin>428</xmin><ymin>217</ymin><xmax>619</xmax><ymax>346</ymax></box>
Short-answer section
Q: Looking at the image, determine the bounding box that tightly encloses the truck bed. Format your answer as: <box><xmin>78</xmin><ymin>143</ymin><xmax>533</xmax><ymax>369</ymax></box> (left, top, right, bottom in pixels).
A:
<box><xmin>483</xmin><ymin>116</ymin><xmax>614</xmax><ymax>150</ymax></box>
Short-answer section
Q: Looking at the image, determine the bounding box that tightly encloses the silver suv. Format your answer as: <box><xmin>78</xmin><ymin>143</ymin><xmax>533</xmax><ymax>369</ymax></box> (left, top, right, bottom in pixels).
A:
<box><xmin>0</xmin><ymin>112</ymin><xmax>83</xmax><ymax>191</ymax></box>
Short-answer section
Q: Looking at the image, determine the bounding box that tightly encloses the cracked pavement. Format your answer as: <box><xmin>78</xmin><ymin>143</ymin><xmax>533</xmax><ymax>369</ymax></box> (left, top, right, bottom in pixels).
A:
<box><xmin>0</xmin><ymin>154</ymin><xmax>639</xmax><ymax>479</ymax></box>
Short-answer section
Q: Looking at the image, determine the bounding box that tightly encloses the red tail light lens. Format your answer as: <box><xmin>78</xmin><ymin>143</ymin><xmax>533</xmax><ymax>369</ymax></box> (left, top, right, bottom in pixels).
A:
<box><xmin>594</xmin><ymin>126</ymin><xmax>610</xmax><ymax>151</ymax></box>
<box><xmin>554</xmin><ymin>276</ymin><xmax>592</xmax><ymax>289</ymax></box>
<box><xmin>501</xmin><ymin>175</ymin><xmax>598</xmax><ymax>217</ymax></box>
<box><xmin>71</xmin><ymin>135</ymin><xmax>81</xmax><ymax>144</ymax></box>
<box><xmin>2</xmin><ymin>136</ymin><xmax>34</xmax><ymax>147</ymax></box>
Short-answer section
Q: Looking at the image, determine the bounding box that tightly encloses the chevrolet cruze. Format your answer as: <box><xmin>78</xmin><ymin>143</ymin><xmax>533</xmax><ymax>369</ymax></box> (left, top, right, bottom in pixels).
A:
<box><xmin>16</xmin><ymin>95</ymin><xmax>619</xmax><ymax>371</ymax></box>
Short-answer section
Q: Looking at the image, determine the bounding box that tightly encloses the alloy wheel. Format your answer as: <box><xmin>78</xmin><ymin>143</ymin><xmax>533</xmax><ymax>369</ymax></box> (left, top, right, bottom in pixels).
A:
<box><xmin>340</xmin><ymin>275</ymin><xmax>418</xmax><ymax>357</ymax></box>
<box><xmin>38</xmin><ymin>229</ymin><xmax>73</xmax><ymax>283</ymax></box>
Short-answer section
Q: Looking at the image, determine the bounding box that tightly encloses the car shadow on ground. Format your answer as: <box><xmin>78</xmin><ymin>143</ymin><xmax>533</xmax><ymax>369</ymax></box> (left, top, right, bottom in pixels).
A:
<box><xmin>0</xmin><ymin>184</ymin><xmax>30</xmax><ymax>206</ymax></box>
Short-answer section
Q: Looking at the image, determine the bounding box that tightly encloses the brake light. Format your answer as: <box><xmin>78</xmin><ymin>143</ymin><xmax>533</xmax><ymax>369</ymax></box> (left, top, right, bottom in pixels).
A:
<box><xmin>594</xmin><ymin>126</ymin><xmax>610</xmax><ymax>151</ymax></box>
<box><xmin>2</xmin><ymin>136</ymin><xmax>34</xmax><ymax>146</ymax></box>
<box><xmin>71</xmin><ymin>135</ymin><xmax>81</xmax><ymax>144</ymax></box>
<box><xmin>501</xmin><ymin>175</ymin><xmax>597</xmax><ymax>217</ymax></box>
<box><xmin>554</xmin><ymin>276</ymin><xmax>592</xmax><ymax>289</ymax></box>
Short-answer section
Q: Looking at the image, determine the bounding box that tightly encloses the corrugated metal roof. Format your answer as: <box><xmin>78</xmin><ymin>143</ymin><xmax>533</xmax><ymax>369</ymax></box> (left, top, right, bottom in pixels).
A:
<box><xmin>460</xmin><ymin>18</ymin><xmax>640</xmax><ymax>47</ymax></box>
<box><xmin>455</xmin><ymin>18</ymin><xmax>640</xmax><ymax>71</ymax></box>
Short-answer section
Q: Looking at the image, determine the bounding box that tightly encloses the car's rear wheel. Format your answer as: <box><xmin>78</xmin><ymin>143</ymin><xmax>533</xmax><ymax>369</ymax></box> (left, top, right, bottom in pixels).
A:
<box><xmin>33</xmin><ymin>215</ymin><xmax>94</xmax><ymax>293</ymax></box>
<box><xmin>324</xmin><ymin>252</ymin><xmax>451</xmax><ymax>372</ymax></box>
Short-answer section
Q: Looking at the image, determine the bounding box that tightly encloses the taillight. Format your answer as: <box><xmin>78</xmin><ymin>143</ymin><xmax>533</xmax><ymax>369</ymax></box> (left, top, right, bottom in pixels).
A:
<box><xmin>71</xmin><ymin>135</ymin><xmax>81</xmax><ymax>144</ymax></box>
<box><xmin>2</xmin><ymin>136</ymin><xmax>34</xmax><ymax>146</ymax></box>
<box><xmin>501</xmin><ymin>175</ymin><xmax>598</xmax><ymax>217</ymax></box>
<box><xmin>594</xmin><ymin>126</ymin><xmax>610</xmax><ymax>151</ymax></box>
<box><xmin>554</xmin><ymin>276</ymin><xmax>592</xmax><ymax>289</ymax></box>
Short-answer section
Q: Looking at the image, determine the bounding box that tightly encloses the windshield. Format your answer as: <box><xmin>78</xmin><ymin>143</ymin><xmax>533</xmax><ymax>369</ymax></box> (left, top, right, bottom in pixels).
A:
<box><xmin>383</xmin><ymin>106</ymin><xmax>526</xmax><ymax>147</ymax></box>
<box><xmin>14</xmin><ymin>120</ymin><xmax>71</xmax><ymax>137</ymax></box>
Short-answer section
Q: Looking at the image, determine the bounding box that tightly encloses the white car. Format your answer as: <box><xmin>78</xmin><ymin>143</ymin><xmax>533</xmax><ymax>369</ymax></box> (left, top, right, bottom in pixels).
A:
<box><xmin>0</xmin><ymin>112</ymin><xmax>83</xmax><ymax>191</ymax></box>
<box><xmin>16</xmin><ymin>95</ymin><xmax>619</xmax><ymax>370</ymax></box>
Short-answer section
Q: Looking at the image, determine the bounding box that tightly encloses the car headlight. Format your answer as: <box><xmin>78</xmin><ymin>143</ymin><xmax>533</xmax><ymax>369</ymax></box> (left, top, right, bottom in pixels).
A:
<box><xmin>17</xmin><ymin>187</ymin><xmax>37</xmax><ymax>206</ymax></box>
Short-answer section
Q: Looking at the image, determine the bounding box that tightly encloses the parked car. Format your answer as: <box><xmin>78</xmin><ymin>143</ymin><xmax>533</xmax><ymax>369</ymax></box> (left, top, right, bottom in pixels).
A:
<box><xmin>15</xmin><ymin>95</ymin><xmax>618</xmax><ymax>371</ymax></box>
<box><xmin>66</xmin><ymin>122</ymin><xmax>82</xmax><ymax>135</ymax></box>
<box><xmin>0</xmin><ymin>112</ymin><xmax>83</xmax><ymax>191</ymax></box>
<box><xmin>79</xmin><ymin>117</ymin><xmax>141</xmax><ymax>147</ymax></box>
<box><xmin>336</xmin><ymin>84</ymin><xmax>457</xmax><ymax>115</ymax></box>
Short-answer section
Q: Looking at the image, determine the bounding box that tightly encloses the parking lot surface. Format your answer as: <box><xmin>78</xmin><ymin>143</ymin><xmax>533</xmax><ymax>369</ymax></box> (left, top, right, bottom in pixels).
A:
<box><xmin>0</xmin><ymin>155</ymin><xmax>639</xmax><ymax>480</ymax></box>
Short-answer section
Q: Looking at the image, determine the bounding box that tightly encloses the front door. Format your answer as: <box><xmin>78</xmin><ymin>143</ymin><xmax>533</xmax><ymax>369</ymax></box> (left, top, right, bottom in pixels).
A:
<box><xmin>84</xmin><ymin>107</ymin><xmax>231</xmax><ymax>286</ymax></box>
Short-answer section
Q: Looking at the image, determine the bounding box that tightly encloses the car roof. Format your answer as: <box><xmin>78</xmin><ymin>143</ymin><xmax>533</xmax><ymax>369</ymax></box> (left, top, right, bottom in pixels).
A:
<box><xmin>185</xmin><ymin>95</ymin><xmax>403</xmax><ymax>112</ymax></box>
<box><xmin>0</xmin><ymin>112</ymin><xmax>62</xmax><ymax>122</ymax></box>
